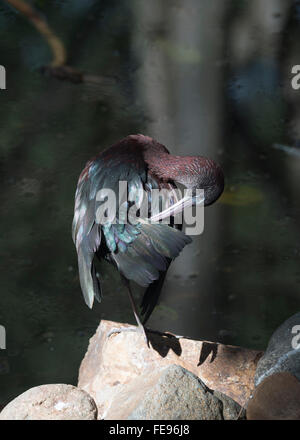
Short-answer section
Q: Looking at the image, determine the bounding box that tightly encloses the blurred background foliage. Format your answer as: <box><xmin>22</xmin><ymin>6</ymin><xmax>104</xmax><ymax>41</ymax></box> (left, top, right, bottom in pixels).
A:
<box><xmin>0</xmin><ymin>0</ymin><xmax>300</xmax><ymax>405</ymax></box>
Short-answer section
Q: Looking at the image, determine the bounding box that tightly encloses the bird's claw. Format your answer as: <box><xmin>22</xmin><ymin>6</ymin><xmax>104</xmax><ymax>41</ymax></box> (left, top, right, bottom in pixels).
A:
<box><xmin>107</xmin><ymin>325</ymin><xmax>152</xmax><ymax>348</ymax></box>
<box><xmin>107</xmin><ymin>325</ymin><xmax>136</xmax><ymax>338</ymax></box>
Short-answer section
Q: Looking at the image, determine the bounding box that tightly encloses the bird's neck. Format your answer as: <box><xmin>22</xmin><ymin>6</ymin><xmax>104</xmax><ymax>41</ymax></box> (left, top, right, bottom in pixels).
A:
<box><xmin>145</xmin><ymin>151</ymin><xmax>224</xmax><ymax>206</ymax></box>
<box><xmin>145</xmin><ymin>152</ymin><xmax>209</xmax><ymax>186</ymax></box>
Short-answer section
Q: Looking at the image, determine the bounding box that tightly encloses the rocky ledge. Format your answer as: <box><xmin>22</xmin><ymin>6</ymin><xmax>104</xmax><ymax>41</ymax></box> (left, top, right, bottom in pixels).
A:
<box><xmin>0</xmin><ymin>320</ymin><xmax>264</xmax><ymax>420</ymax></box>
<box><xmin>78</xmin><ymin>320</ymin><xmax>262</xmax><ymax>419</ymax></box>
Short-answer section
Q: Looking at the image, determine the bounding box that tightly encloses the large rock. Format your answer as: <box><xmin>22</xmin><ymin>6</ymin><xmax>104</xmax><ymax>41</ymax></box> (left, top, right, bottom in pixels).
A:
<box><xmin>78</xmin><ymin>320</ymin><xmax>262</xmax><ymax>419</ymax></box>
<box><xmin>247</xmin><ymin>372</ymin><xmax>300</xmax><ymax>420</ymax></box>
<box><xmin>254</xmin><ymin>312</ymin><xmax>300</xmax><ymax>386</ymax></box>
<box><xmin>0</xmin><ymin>384</ymin><xmax>97</xmax><ymax>420</ymax></box>
<box><xmin>127</xmin><ymin>365</ymin><xmax>244</xmax><ymax>420</ymax></box>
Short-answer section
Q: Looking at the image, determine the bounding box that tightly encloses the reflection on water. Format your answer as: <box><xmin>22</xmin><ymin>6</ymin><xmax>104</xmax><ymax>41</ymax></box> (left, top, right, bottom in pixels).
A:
<box><xmin>1</xmin><ymin>0</ymin><xmax>300</xmax><ymax>405</ymax></box>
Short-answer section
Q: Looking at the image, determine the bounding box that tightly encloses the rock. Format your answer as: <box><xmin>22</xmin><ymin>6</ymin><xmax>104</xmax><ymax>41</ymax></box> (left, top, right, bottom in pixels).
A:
<box><xmin>247</xmin><ymin>372</ymin><xmax>300</xmax><ymax>420</ymax></box>
<box><xmin>254</xmin><ymin>312</ymin><xmax>300</xmax><ymax>386</ymax></box>
<box><xmin>127</xmin><ymin>365</ymin><xmax>244</xmax><ymax>420</ymax></box>
<box><xmin>213</xmin><ymin>390</ymin><xmax>245</xmax><ymax>420</ymax></box>
<box><xmin>78</xmin><ymin>320</ymin><xmax>262</xmax><ymax>419</ymax></box>
<box><xmin>0</xmin><ymin>384</ymin><xmax>97</xmax><ymax>420</ymax></box>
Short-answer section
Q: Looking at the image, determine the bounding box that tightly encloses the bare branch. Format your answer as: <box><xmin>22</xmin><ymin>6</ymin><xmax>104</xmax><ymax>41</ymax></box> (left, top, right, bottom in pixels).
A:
<box><xmin>5</xmin><ymin>0</ymin><xmax>67</xmax><ymax>67</ymax></box>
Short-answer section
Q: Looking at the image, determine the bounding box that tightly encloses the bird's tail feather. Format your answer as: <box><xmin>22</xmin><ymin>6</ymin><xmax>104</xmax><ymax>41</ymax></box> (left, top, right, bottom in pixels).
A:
<box><xmin>140</xmin><ymin>261</ymin><xmax>170</xmax><ymax>325</ymax></box>
<box><xmin>78</xmin><ymin>247</ymin><xmax>102</xmax><ymax>308</ymax></box>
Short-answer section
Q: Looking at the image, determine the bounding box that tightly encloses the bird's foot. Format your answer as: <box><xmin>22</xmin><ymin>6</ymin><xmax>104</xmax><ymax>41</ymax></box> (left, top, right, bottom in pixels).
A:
<box><xmin>107</xmin><ymin>324</ymin><xmax>151</xmax><ymax>347</ymax></box>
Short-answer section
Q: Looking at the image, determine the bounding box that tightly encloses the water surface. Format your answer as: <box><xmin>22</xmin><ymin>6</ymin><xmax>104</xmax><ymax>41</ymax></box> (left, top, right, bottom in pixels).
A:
<box><xmin>0</xmin><ymin>0</ymin><xmax>300</xmax><ymax>406</ymax></box>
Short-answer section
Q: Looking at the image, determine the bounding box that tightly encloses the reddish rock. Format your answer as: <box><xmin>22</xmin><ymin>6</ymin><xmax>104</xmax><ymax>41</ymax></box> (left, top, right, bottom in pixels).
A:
<box><xmin>78</xmin><ymin>320</ymin><xmax>262</xmax><ymax>419</ymax></box>
<box><xmin>247</xmin><ymin>372</ymin><xmax>300</xmax><ymax>420</ymax></box>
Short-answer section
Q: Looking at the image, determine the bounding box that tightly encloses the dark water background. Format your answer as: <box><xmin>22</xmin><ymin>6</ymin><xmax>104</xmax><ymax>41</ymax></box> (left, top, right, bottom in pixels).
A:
<box><xmin>1</xmin><ymin>0</ymin><xmax>300</xmax><ymax>406</ymax></box>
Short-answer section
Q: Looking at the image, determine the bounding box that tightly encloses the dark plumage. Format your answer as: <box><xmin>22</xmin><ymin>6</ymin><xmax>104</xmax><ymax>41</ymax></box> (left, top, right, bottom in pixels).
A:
<box><xmin>72</xmin><ymin>134</ymin><xmax>224</xmax><ymax>341</ymax></box>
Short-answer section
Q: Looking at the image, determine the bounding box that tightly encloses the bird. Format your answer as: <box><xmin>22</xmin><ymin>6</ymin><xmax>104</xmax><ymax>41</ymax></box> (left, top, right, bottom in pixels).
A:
<box><xmin>72</xmin><ymin>134</ymin><xmax>224</xmax><ymax>345</ymax></box>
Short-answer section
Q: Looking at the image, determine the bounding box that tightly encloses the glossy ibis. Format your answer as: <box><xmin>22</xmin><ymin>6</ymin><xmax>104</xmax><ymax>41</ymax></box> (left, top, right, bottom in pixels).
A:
<box><xmin>72</xmin><ymin>134</ymin><xmax>224</xmax><ymax>345</ymax></box>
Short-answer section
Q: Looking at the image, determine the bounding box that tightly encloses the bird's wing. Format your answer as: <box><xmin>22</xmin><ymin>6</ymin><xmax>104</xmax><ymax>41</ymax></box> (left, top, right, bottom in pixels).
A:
<box><xmin>72</xmin><ymin>160</ymin><xmax>103</xmax><ymax>308</ymax></box>
<box><xmin>110</xmin><ymin>221</ymin><xmax>191</xmax><ymax>286</ymax></box>
<box><xmin>72</xmin><ymin>153</ymin><xmax>148</xmax><ymax>308</ymax></box>
<box><xmin>101</xmin><ymin>172</ymin><xmax>192</xmax><ymax>288</ymax></box>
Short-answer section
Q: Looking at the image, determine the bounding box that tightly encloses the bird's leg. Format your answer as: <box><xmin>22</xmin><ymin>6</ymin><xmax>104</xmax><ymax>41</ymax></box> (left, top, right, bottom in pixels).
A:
<box><xmin>126</xmin><ymin>282</ymin><xmax>150</xmax><ymax>345</ymax></box>
<box><xmin>107</xmin><ymin>277</ymin><xmax>150</xmax><ymax>347</ymax></box>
